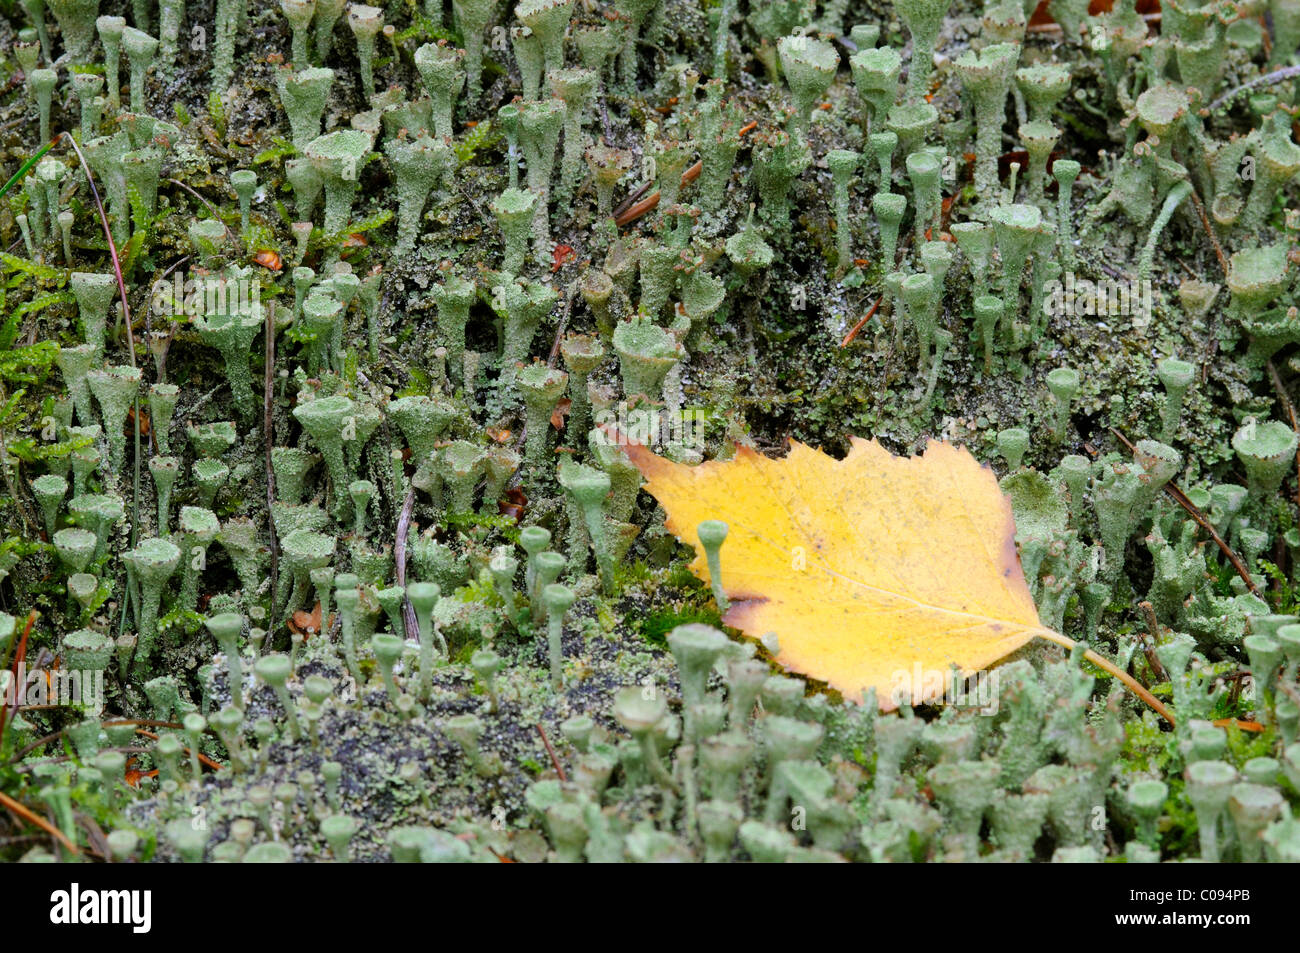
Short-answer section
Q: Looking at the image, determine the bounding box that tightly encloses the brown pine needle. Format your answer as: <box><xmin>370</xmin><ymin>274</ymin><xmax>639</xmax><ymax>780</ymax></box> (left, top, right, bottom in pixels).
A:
<box><xmin>614</xmin><ymin>122</ymin><xmax>758</xmax><ymax>227</ymax></box>
<box><xmin>536</xmin><ymin>723</ymin><xmax>566</xmax><ymax>782</ymax></box>
<box><xmin>1212</xmin><ymin>717</ymin><xmax>1265</xmax><ymax>733</ymax></box>
<box><xmin>134</xmin><ymin>729</ymin><xmax>224</xmax><ymax>772</ymax></box>
<box><xmin>1110</xmin><ymin>428</ymin><xmax>1261</xmax><ymax>597</ymax></box>
<box><xmin>0</xmin><ymin>610</ymin><xmax>38</xmax><ymax>747</ymax></box>
<box><xmin>840</xmin><ymin>296</ymin><xmax>881</xmax><ymax>347</ymax></box>
<box><xmin>0</xmin><ymin>789</ymin><xmax>78</xmax><ymax>856</ymax></box>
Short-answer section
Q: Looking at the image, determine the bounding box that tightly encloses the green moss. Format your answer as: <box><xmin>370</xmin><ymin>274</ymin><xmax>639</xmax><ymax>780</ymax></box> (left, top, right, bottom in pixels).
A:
<box><xmin>638</xmin><ymin>605</ymin><xmax>723</xmax><ymax>649</ymax></box>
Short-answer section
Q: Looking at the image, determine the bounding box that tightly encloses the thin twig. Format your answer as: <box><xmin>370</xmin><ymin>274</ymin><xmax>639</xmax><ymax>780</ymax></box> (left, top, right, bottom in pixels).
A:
<box><xmin>546</xmin><ymin>283</ymin><xmax>577</xmax><ymax>367</ymax></box>
<box><xmin>598</xmin><ymin>92</ymin><xmax>614</xmax><ymax>146</ymax></box>
<box><xmin>1183</xmin><ymin>186</ymin><xmax>1228</xmax><ymax>384</ymax></box>
<box><xmin>611</xmin><ymin>178</ymin><xmax>654</xmax><ymax>221</ymax></box>
<box><xmin>613</xmin><ymin>122</ymin><xmax>758</xmax><ymax>228</ymax></box>
<box><xmin>395</xmin><ymin>484</ymin><xmax>419</xmax><ymax>639</ymax></box>
<box><xmin>1186</xmin><ymin>185</ymin><xmax>1229</xmax><ymax>277</ymax></box>
<box><xmin>1208</xmin><ymin>65</ymin><xmax>1300</xmax><ymax>112</ymax></box>
<box><xmin>1136</xmin><ymin>601</ymin><xmax>1169</xmax><ymax>682</ymax></box>
<box><xmin>62</xmin><ymin>132</ymin><xmax>137</xmax><ymax>366</ymax></box>
<box><xmin>265</xmin><ymin>297</ymin><xmax>279</xmax><ymax>620</ymax></box>
<box><xmin>839</xmin><ymin>296</ymin><xmax>881</xmax><ymax>348</ymax></box>
<box><xmin>1111</xmin><ymin>428</ymin><xmax>1262</xmax><ymax>597</ymax></box>
<box><xmin>0</xmin><ymin>835</ymin><xmax>46</xmax><ymax>848</ymax></box>
<box><xmin>1267</xmin><ymin>360</ymin><xmax>1300</xmax><ymax>511</ymax></box>
<box><xmin>614</xmin><ymin>160</ymin><xmax>705</xmax><ymax>227</ymax></box>
<box><xmin>62</xmin><ymin>131</ymin><xmax>142</xmax><ymax>561</ymax></box>
<box><xmin>536</xmin><ymin>723</ymin><xmax>567</xmax><ymax>782</ymax></box>
<box><xmin>75</xmin><ymin>810</ymin><xmax>111</xmax><ymax>860</ymax></box>
<box><xmin>167</xmin><ymin>177</ymin><xmax>232</xmax><ymax>239</ymax></box>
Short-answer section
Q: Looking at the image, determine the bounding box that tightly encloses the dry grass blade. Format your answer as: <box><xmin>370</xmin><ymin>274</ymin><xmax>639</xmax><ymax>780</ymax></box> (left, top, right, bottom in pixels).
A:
<box><xmin>60</xmin><ymin>131</ymin><xmax>144</xmax><ymax>558</ymax></box>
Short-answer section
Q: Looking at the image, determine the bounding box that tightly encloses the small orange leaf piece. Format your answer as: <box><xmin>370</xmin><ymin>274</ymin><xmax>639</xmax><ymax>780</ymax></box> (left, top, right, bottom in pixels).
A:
<box><xmin>290</xmin><ymin>602</ymin><xmax>326</xmax><ymax>638</ymax></box>
<box><xmin>126</xmin><ymin>406</ymin><xmax>151</xmax><ymax>438</ymax></box>
<box><xmin>253</xmin><ymin>249</ymin><xmax>284</xmax><ymax>271</ymax></box>
<box><xmin>552</xmin><ymin>244</ymin><xmax>576</xmax><ymax>271</ymax></box>
<box><xmin>499</xmin><ymin>486</ymin><xmax>527</xmax><ymax>522</ymax></box>
<box><xmin>550</xmin><ymin>397</ymin><xmax>572</xmax><ymax>430</ymax></box>
<box><xmin>124</xmin><ymin>759</ymin><xmax>159</xmax><ymax>788</ymax></box>
<box><xmin>611</xmin><ymin>433</ymin><xmax>1174</xmax><ymax>725</ymax></box>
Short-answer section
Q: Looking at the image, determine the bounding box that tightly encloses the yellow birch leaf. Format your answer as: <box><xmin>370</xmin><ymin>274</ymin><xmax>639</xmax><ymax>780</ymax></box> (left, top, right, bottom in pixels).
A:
<box><xmin>614</xmin><ymin>433</ymin><xmax>1172</xmax><ymax>722</ymax></box>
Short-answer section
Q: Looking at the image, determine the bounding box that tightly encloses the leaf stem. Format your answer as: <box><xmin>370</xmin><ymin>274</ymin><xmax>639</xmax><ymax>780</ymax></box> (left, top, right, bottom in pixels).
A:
<box><xmin>1034</xmin><ymin>628</ymin><xmax>1174</xmax><ymax>728</ymax></box>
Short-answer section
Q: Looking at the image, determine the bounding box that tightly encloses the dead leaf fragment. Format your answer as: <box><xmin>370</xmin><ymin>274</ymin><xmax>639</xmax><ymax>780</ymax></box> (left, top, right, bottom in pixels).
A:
<box><xmin>289</xmin><ymin>602</ymin><xmax>331</xmax><ymax>638</ymax></box>
<box><xmin>550</xmin><ymin>398</ymin><xmax>572</xmax><ymax>430</ymax></box>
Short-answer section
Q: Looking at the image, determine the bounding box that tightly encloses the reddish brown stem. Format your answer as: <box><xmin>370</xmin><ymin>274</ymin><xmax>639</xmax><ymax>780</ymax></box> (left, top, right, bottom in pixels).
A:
<box><xmin>839</xmin><ymin>297</ymin><xmax>881</xmax><ymax>348</ymax></box>
<box><xmin>536</xmin><ymin>723</ymin><xmax>567</xmax><ymax>782</ymax></box>
<box><xmin>1111</xmin><ymin>428</ymin><xmax>1262</xmax><ymax>597</ymax></box>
